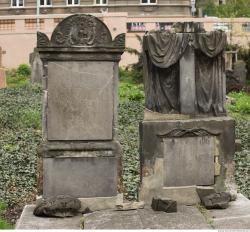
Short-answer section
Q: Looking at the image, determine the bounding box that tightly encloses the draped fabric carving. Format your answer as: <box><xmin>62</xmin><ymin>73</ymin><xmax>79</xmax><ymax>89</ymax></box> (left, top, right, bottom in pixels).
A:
<box><xmin>143</xmin><ymin>29</ymin><xmax>227</xmax><ymax>116</ymax></box>
<box><xmin>193</xmin><ymin>31</ymin><xmax>227</xmax><ymax>115</ymax></box>
<box><xmin>143</xmin><ymin>31</ymin><xmax>189</xmax><ymax>113</ymax></box>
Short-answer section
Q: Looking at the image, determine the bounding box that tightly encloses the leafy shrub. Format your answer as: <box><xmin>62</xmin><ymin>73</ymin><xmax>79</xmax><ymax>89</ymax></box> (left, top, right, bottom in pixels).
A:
<box><xmin>119</xmin><ymin>82</ymin><xmax>144</xmax><ymax>102</ymax></box>
<box><xmin>227</xmin><ymin>91</ymin><xmax>250</xmax><ymax>114</ymax></box>
<box><xmin>118</xmin><ymin>101</ymin><xmax>144</xmax><ymax>200</ymax></box>
<box><xmin>119</xmin><ymin>68</ymin><xmax>143</xmax><ymax>84</ymax></box>
<box><xmin>16</xmin><ymin>64</ymin><xmax>31</xmax><ymax>77</ymax></box>
<box><xmin>0</xmin><ymin>84</ymin><xmax>42</xmax><ymax>208</ymax></box>
<box><xmin>234</xmin><ymin>118</ymin><xmax>250</xmax><ymax>199</ymax></box>
<box><xmin>6</xmin><ymin>64</ymin><xmax>31</xmax><ymax>88</ymax></box>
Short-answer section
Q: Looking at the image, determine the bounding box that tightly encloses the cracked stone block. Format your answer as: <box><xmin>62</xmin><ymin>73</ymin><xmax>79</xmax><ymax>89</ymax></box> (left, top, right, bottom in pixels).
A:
<box><xmin>151</xmin><ymin>197</ymin><xmax>177</xmax><ymax>213</ymax></box>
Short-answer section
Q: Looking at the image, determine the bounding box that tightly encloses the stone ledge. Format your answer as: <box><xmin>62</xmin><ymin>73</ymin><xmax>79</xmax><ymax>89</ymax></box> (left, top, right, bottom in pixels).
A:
<box><xmin>16</xmin><ymin>205</ymin><xmax>83</xmax><ymax>230</ymax></box>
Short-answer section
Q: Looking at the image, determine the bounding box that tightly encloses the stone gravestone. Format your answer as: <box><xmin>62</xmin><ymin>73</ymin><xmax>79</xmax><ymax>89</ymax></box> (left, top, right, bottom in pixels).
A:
<box><xmin>30</xmin><ymin>50</ymin><xmax>43</xmax><ymax>84</ymax></box>
<box><xmin>0</xmin><ymin>47</ymin><xmax>7</xmax><ymax>89</ymax></box>
<box><xmin>36</xmin><ymin>14</ymin><xmax>125</xmax><ymax>207</ymax></box>
<box><xmin>140</xmin><ymin>22</ymin><xmax>236</xmax><ymax>205</ymax></box>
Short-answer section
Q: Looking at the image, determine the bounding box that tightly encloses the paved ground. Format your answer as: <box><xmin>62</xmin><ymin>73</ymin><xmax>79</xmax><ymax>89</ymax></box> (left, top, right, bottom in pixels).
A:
<box><xmin>16</xmin><ymin>194</ymin><xmax>250</xmax><ymax>230</ymax></box>
<box><xmin>84</xmin><ymin>205</ymin><xmax>211</xmax><ymax>229</ymax></box>
<box><xmin>209</xmin><ymin>194</ymin><xmax>250</xmax><ymax>229</ymax></box>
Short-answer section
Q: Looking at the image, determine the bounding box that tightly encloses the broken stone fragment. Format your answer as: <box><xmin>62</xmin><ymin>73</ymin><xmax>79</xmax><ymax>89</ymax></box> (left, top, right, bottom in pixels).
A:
<box><xmin>196</xmin><ymin>186</ymin><xmax>216</xmax><ymax>200</ymax></box>
<box><xmin>33</xmin><ymin>195</ymin><xmax>81</xmax><ymax>217</ymax></box>
<box><xmin>201</xmin><ymin>192</ymin><xmax>231</xmax><ymax>209</ymax></box>
<box><xmin>115</xmin><ymin>201</ymin><xmax>145</xmax><ymax>211</ymax></box>
<box><xmin>151</xmin><ymin>197</ymin><xmax>177</xmax><ymax>213</ymax></box>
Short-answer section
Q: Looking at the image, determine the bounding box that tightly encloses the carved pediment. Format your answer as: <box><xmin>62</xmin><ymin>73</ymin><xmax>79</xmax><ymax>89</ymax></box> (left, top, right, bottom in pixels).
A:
<box><xmin>37</xmin><ymin>14</ymin><xmax>125</xmax><ymax>49</ymax></box>
<box><xmin>158</xmin><ymin>128</ymin><xmax>220</xmax><ymax>138</ymax></box>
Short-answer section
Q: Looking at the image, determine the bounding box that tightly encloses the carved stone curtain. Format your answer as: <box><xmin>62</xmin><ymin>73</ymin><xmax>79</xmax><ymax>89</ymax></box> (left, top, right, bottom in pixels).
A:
<box><xmin>193</xmin><ymin>31</ymin><xmax>227</xmax><ymax>115</ymax></box>
<box><xmin>143</xmin><ymin>31</ymin><xmax>189</xmax><ymax>113</ymax></box>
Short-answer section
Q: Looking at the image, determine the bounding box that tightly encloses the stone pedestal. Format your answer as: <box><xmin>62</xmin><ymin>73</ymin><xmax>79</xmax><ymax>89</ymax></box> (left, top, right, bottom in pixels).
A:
<box><xmin>0</xmin><ymin>67</ymin><xmax>6</xmax><ymax>89</ymax></box>
<box><xmin>139</xmin><ymin>112</ymin><xmax>236</xmax><ymax>205</ymax></box>
<box><xmin>37</xmin><ymin>14</ymin><xmax>125</xmax><ymax>205</ymax></box>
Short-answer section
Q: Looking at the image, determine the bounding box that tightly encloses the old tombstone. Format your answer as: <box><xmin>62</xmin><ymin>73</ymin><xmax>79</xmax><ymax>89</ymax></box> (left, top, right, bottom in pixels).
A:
<box><xmin>0</xmin><ymin>47</ymin><xmax>7</xmax><ymax>89</ymax></box>
<box><xmin>30</xmin><ymin>50</ymin><xmax>43</xmax><ymax>84</ymax></box>
<box><xmin>36</xmin><ymin>14</ymin><xmax>125</xmax><ymax>208</ymax></box>
<box><xmin>140</xmin><ymin>22</ymin><xmax>236</xmax><ymax>205</ymax></box>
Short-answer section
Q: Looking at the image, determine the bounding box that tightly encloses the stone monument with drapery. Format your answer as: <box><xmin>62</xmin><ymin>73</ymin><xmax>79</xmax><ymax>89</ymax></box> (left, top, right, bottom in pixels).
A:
<box><xmin>139</xmin><ymin>23</ymin><xmax>236</xmax><ymax>205</ymax></box>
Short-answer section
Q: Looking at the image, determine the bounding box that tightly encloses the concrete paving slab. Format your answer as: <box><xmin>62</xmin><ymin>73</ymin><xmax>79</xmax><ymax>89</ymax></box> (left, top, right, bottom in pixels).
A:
<box><xmin>209</xmin><ymin>194</ymin><xmax>250</xmax><ymax>229</ymax></box>
<box><xmin>16</xmin><ymin>205</ymin><xmax>82</xmax><ymax>230</ymax></box>
<box><xmin>84</xmin><ymin>205</ymin><xmax>212</xmax><ymax>229</ymax></box>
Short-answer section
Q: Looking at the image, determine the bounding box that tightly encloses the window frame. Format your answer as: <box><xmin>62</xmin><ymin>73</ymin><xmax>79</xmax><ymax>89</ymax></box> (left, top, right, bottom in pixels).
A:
<box><xmin>11</xmin><ymin>0</ymin><xmax>24</xmax><ymax>8</ymax></box>
<box><xmin>40</xmin><ymin>0</ymin><xmax>52</xmax><ymax>7</ymax></box>
<box><xmin>140</xmin><ymin>0</ymin><xmax>157</xmax><ymax>5</ymax></box>
<box><xmin>95</xmin><ymin>0</ymin><xmax>108</xmax><ymax>5</ymax></box>
<box><xmin>66</xmin><ymin>0</ymin><xmax>80</xmax><ymax>6</ymax></box>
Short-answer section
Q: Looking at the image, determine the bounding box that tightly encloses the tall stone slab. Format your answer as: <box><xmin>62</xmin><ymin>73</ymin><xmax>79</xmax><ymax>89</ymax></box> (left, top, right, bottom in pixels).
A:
<box><xmin>36</xmin><ymin>14</ymin><xmax>125</xmax><ymax>203</ymax></box>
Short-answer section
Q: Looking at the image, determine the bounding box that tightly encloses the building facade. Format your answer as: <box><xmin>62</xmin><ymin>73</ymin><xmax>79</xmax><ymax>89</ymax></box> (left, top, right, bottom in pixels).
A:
<box><xmin>0</xmin><ymin>1</ymin><xmax>249</xmax><ymax>68</ymax></box>
<box><xmin>0</xmin><ymin>0</ymin><xmax>191</xmax><ymax>16</ymax></box>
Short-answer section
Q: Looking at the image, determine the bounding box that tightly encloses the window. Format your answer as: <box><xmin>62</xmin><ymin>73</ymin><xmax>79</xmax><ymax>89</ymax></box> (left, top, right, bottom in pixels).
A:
<box><xmin>127</xmin><ymin>22</ymin><xmax>146</xmax><ymax>32</ymax></box>
<box><xmin>242</xmin><ymin>23</ymin><xmax>250</xmax><ymax>32</ymax></box>
<box><xmin>11</xmin><ymin>0</ymin><xmax>24</xmax><ymax>7</ymax></box>
<box><xmin>0</xmin><ymin>20</ymin><xmax>15</xmax><ymax>31</ymax></box>
<box><xmin>67</xmin><ymin>0</ymin><xmax>80</xmax><ymax>5</ymax></box>
<box><xmin>156</xmin><ymin>22</ymin><xmax>173</xmax><ymax>31</ymax></box>
<box><xmin>141</xmin><ymin>0</ymin><xmax>157</xmax><ymax>4</ymax></box>
<box><xmin>40</xmin><ymin>0</ymin><xmax>52</xmax><ymax>6</ymax></box>
<box><xmin>95</xmin><ymin>0</ymin><xmax>107</xmax><ymax>5</ymax></box>
<box><xmin>213</xmin><ymin>22</ymin><xmax>232</xmax><ymax>32</ymax></box>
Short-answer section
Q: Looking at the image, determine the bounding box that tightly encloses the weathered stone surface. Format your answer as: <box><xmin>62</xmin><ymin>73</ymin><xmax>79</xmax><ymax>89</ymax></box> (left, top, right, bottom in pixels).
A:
<box><xmin>151</xmin><ymin>197</ymin><xmax>177</xmax><ymax>213</ymax></box>
<box><xmin>16</xmin><ymin>205</ymin><xmax>82</xmax><ymax>229</ymax></box>
<box><xmin>163</xmin><ymin>136</ymin><xmax>215</xmax><ymax>186</ymax></box>
<box><xmin>209</xmin><ymin>194</ymin><xmax>250</xmax><ymax>229</ymax></box>
<box><xmin>43</xmin><ymin>156</ymin><xmax>118</xmax><ymax>198</ymax></box>
<box><xmin>196</xmin><ymin>186</ymin><xmax>215</xmax><ymax>200</ymax></box>
<box><xmin>201</xmin><ymin>192</ymin><xmax>231</xmax><ymax>209</ymax></box>
<box><xmin>47</xmin><ymin>61</ymin><xmax>114</xmax><ymax>141</ymax></box>
<box><xmin>31</xmin><ymin>52</ymin><xmax>43</xmax><ymax>84</ymax></box>
<box><xmin>34</xmin><ymin>195</ymin><xmax>81</xmax><ymax>217</ymax></box>
<box><xmin>84</xmin><ymin>205</ymin><xmax>212</xmax><ymax>229</ymax></box>
<box><xmin>180</xmin><ymin>45</ymin><xmax>196</xmax><ymax>114</ymax></box>
<box><xmin>116</xmin><ymin>201</ymin><xmax>145</xmax><ymax>211</ymax></box>
<box><xmin>79</xmin><ymin>194</ymin><xmax>123</xmax><ymax>211</ymax></box>
<box><xmin>139</xmin><ymin>117</ymin><xmax>236</xmax><ymax>201</ymax></box>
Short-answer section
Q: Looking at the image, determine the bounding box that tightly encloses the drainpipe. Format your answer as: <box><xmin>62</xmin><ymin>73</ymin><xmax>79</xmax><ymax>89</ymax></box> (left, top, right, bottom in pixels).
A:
<box><xmin>36</xmin><ymin>0</ymin><xmax>40</xmax><ymax>31</ymax></box>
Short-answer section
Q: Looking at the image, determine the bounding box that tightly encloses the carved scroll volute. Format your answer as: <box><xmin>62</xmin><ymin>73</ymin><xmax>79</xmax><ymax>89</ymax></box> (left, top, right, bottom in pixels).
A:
<box><xmin>158</xmin><ymin>128</ymin><xmax>220</xmax><ymax>139</ymax></box>
<box><xmin>37</xmin><ymin>32</ymin><xmax>50</xmax><ymax>47</ymax></box>
<box><xmin>113</xmin><ymin>33</ymin><xmax>126</xmax><ymax>48</ymax></box>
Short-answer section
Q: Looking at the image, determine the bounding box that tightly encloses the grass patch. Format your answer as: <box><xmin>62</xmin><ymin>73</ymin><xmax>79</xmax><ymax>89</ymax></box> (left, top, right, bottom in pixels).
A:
<box><xmin>119</xmin><ymin>82</ymin><xmax>144</xmax><ymax>102</ymax></box>
<box><xmin>6</xmin><ymin>64</ymin><xmax>31</xmax><ymax>89</ymax></box>
<box><xmin>0</xmin><ymin>202</ymin><xmax>13</xmax><ymax>229</ymax></box>
<box><xmin>227</xmin><ymin>91</ymin><xmax>250</xmax><ymax>116</ymax></box>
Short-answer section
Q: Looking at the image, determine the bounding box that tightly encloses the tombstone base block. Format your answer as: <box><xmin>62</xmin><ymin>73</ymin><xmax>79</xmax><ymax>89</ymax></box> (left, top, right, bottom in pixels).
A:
<box><xmin>42</xmin><ymin>145</ymin><xmax>121</xmax><ymax>201</ymax></box>
<box><xmin>139</xmin><ymin>115</ymin><xmax>236</xmax><ymax>205</ymax></box>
